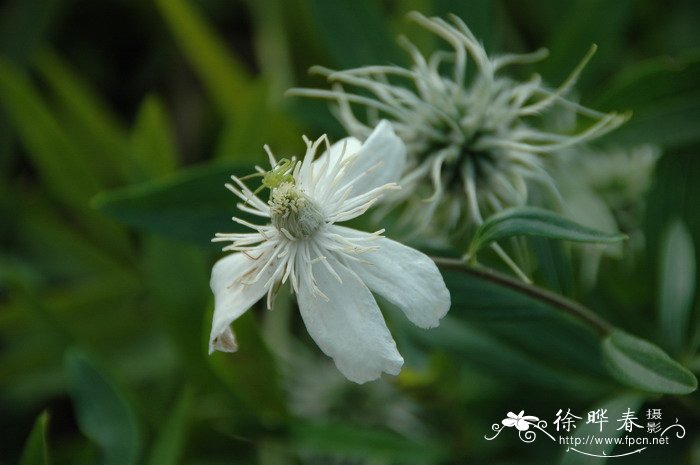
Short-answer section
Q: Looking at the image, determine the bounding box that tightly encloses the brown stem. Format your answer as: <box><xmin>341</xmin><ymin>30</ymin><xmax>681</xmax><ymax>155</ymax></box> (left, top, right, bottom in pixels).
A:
<box><xmin>432</xmin><ymin>256</ymin><xmax>614</xmax><ymax>337</ymax></box>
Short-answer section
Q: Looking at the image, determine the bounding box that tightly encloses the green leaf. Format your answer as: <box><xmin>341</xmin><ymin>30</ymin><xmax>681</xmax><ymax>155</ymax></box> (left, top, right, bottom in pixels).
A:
<box><xmin>143</xmin><ymin>237</ymin><xmax>208</xmax><ymax>367</ymax></box>
<box><xmin>646</xmin><ymin>153</ymin><xmax>700</xmax><ymax>256</ymax></box>
<box><xmin>209</xmin><ymin>311</ymin><xmax>288</xmax><ymax>424</ymax></box>
<box><xmin>64</xmin><ymin>349</ymin><xmax>142</xmax><ymax>465</ymax></box>
<box><xmin>0</xmin><ymin>57</ymin><xmax>101</xmax><ymax>207</ymax></box>
<box><xmin>559</xmin><ymin>394</ymin><xmax>645</xmax><ymax>465</ymax></box>
<box><xmin>291</xmin><ymin>421</ymin><xmax>447</xmax><ymax>463</ymax></box>
<box><xmin>595</xmin><ymin>54</ymin><xmax>700</xmax><ymax>149</ymax></box>
<box><xmin>246</xmin><ymin>0</ymin><xmax>294</xmax><ymax>93</ymax></box>
<box><xmin>0</xmin><ymin>58</ymin><xmax>134</xmax><ymax>257</ymax></box>
<box><xmin>146</xmin><ymin>388</ymin><xmax>193</xmax><ymax>465</ymax></box>
<box><xmin>600</xmin><ymin>94</ymin><xmax>700</xmax><ymax>150</ymax></box>
<box><xmin>33</xmin><ymin>49</ymin><xmax>129</xmax><ymax>183</ymax></box>
<box><xmin>595</xmin><ymin>54</ymin><xmax>700</xmax><ymax>110</ymax></box>
<box><xmin>602</xmin><ymin>330</ymin><xmax>697</xmax><ymax>394</ymax></box>
<box><xmin>212</xmin><ymin>83</ymin><xmax>300</xmax><ymax>161</ymax></box>
<box><xmin>529</xmin><ymin>237</ymin><xmax>574</xmax><ymax>297</ymax></box>
<box><xmin>540</xmin><ymin>0</ymin><xmax>635</xmax><ymax>91</ymax></box>
<box><xmin>306</xmin><ymin>0</ymin><xmax>402</xmax><ymax>69</ymax></box>
<box><xmin>129</xmin><ymin>96</ymin><xmax>179</xmax><ymax>180</ymax></box>
<box><xmin>659</xmin><ymin>219</ymin><xmax>697</xmax><ymax>355</ymax></box>
<box><xmin>0</xmin><ymin>60</ymin><xmax>133</xmax><ymax>257</ymax></box>
<box><xmin>407</xmin><ymin>313</ymin><xmax>609</xmax><ymax>396</ymax></box>
<box><xmin>469</xmin><ymin>207</ymin><xmax>626</xmax><ymax>256</ymax></box>
<box><xmin>19</xmin><ymin>411</ymin><xmax>50</xmax><ymax>465</ymax></box>
<box><xmin>154</xmin><ymin>0</ymin><xmax>252</xmax><ymax>118</ymax></box>
<box><xmin>414</xmin><ymin>264</ymin><xmax>613</xmax><ymax>394</ymax></box>
<box><xmin>18</xmin><ymin>199</ymin><xmax>134</xmax><ymax>278</ymax></box>
<box><xmin>155</xmin><ymin>0</ymin><xmax>302</xmax><ymax>162</ymax></box>
<box><xmin>92</xmin><ymin>161</ymin><xmax>253</xmax><ymax>244</ymax></box>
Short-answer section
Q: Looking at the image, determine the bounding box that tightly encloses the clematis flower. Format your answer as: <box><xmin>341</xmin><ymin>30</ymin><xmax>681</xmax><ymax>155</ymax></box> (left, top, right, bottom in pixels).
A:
<box><xmin>289</xmin><ymin>12</ymin><xmax>628</xmax><ymax>234</ymax></box>
<box><xmin>502</xmin><ymin>411</ymin><xmax>539</xmax><ymax>431</ymax></box>
<box><xmin>209</xmin><ymin>121</ymin><xmax>451</xmax><ymax>383</ymax></box>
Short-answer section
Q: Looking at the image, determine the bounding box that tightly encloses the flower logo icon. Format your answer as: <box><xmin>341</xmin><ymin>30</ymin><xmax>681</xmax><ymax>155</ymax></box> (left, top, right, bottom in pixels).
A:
<box><xmin>502</xmin><ymin>411</ymin><xmax>540</xmax><ymax>431</ymax></box>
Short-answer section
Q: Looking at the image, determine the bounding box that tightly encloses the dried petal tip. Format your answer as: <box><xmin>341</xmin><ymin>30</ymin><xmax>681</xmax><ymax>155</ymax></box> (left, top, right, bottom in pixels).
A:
<box><xmin>209</xmin><ymin>327</ymin><xmax>238</xmax><ymax>354</ymax></box>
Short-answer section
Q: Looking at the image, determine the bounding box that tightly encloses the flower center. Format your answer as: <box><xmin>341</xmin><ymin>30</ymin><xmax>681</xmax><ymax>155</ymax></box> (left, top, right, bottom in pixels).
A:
<box><xmin>427</xmin><ymin>131</ymin><xmax>495</xmax><ymax>190</ymax></box>
<box><xmin>269</xmin><ymin>182</ymin><xmax>324</xmax><ymax>238</ymax></box>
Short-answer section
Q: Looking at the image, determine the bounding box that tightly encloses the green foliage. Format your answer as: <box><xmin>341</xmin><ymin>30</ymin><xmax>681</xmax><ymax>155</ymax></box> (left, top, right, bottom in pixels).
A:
<box><xmin>469</xmin><ymin>207</ymin><xmax>626</xmax><ymax>258</ymax></box>
<box><xmin>145</xmin><ymin>388</ymin><xmax>192</xmax><ymax>465</ymax></box>
<box><xmin>658</xmin><ymin>219</ymin><xmax>697</xmax><ymax>355</ymax></box>
<box><xmin>93</xmin><ymin>162</ymin><xmax>251</xmax><ymax>245</ymax></box>
<box><xmin>154</xmin><ymin>0</ymin><xmax>300</xmax><ymax>156</ymax></box>
<box><xmin>540</xmin><ymin>0</ymin><xmax>636</xmax><ymax>90</ymax></box>
<box><xmin>129</xmin><ymin>96</ymin><xmax>179</xmax><ymax>180</ymax></box>
<box><xmin>596</xmin><ymin>54</ymin><xmax>700</xmax><ymax>149</ymax></box>
<box><xmin>306</xmin><ymin>0</ymin><xmax>402</xmax><ymax>69</ymax></box>
<box><xmin>19</xmin><ymin>411</ymin><xmax>50</xmax><ymax>465</ymax></box>
<box><xmin>33</xmin><ymin>49</ymin><xmax>129</xmax><ymax>183</ymax></box>
<box><xmin>413</xmin><ymin>264</ymin><xmax>612</xmax><ymax>396</ymax></box>
<box><xmin>154</xmin><ymin>0</ymin><xmax>252</xmax><ymax>117</ymax></box>
<box><xmin>291</xmin><ymin>421</ymin><xmax>448</xmax><ymax>463</ymax></box>
<box><xmin>602</xmin><ymin>330</ymin><xmax>698</xmax><ymax>395</ymax></box>
<box><xmin>1</xmin><ymin>0</ymin><xmax>699</xmax><ymax>463</ymax></box>
<box><xmin>64</xmin><ymin>349</ymin><xmax>142</xmax><ymax>465</ymax></box>
<box><xmin>0</xmin><ymin>58</ymin><xmax>101</xmax><ymax>207</ymax></box>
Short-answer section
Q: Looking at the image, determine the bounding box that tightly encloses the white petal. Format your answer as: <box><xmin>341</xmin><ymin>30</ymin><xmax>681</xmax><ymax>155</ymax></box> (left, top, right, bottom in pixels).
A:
<box><xmin>336</xmin><ymin>226</ymin><xmax>450</xmax><ymax>329</ymax></box>
<box><xmin>209</xmin><ymin>252</ymin><xmax>271</xmax><ymax>354</ymax></box>
<box><xmin>317</xmin><ymin>136</ymin><xmax>363</xmax><ymax>172</ymax></box>
<box><xmin>502</xmin><ymin>419</ymin><xmax>517</xmax><ymax>427</ymax></box>
<box><xmin>347</xmin><ymin>120</ymin><xmax>406</xmax><ymax>195</ymax></box>
<box><xmin>296</xmin><ymin>255</ymin><xmax>404</xmax><ymax>383</ymax></box>
<box><xmin>312</xmin><ymin>120</ymin><xmax>405</xmax><ymax>197</ymax></box>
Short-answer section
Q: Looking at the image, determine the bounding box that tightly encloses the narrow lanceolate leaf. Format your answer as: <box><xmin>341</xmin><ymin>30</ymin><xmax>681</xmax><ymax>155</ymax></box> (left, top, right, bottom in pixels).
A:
<box><xmin>64</xmin><ymin>349</ymin><xmax>142</xmax><ymax>465</ymax></box>
<box><xmin>33</xmin><ymin>49</ymin><xmax>129</xmax><ymax>183</ymax></box>
<box><xmin>146</xmin><ymin>388</ymin><xmax>193</xmax><ymax>465</ymax></box>
<box><xmin>469</xmin><ymin>207</ymin><xmax>626</xmax><ymax>256</ymax></box>
<box><xmin>659</xmin><ymin>219</ymin><xmax>697</xmax><ymax>355</ymax></box>
<box><xmin>0</xmin><ymin>57</ymin><xmax>133</xmax><ymax>257</ymax></box>
<box><xmin>602</xmin><ymin>330</ymin><xmax>697</xmax><ymax>395</ymax></box>
<box><xmin>0</xmin><ymin>57</ymin><xmax>100</xmax><ymax>207</ymax></box>
<box><xmin>154</xmin><ymin>0</ymin><xmax>252</xmax><ymax>118</ymax></box>
<box><xmin>92</xmin><ymin>161</ymin><xmax>253</xmax><ymax>244</ymax></box>
<box><xmin>424</xmin><ymin>264</ymin><xmax>612</xmax><ymax>395</ymax></box>
<box><xmin>129</xmin><ymin>95</ymin><xmax>179</xmax><ymax>181</ymax></box>
<box><xmin>19</xmin><ymin>411</ymin><xmax>50</xmax><ymax>465</ymax></box>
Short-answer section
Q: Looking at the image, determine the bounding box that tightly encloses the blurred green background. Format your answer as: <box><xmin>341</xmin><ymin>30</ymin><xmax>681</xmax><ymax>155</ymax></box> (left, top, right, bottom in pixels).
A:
<box><xmin>1</xmin><ymin>0</ymin><xmax>700</xmax><ymax>463</ymax></box>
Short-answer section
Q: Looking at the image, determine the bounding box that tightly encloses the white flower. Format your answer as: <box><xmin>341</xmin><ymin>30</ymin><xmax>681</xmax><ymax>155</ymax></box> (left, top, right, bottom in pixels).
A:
<box><xmin>502</xmin><ymin>411</ymin><xmax>539</xmax><ymax>431</ymax></box>
<box><xmin>289</xmin><ymin>12</ymin><xmax>628</xmax><ymax>233</ymax></box>
<box><xmin>209</xmin><ymin>121</ymin><xmax>451</xmax><ymax>383</ymax></box>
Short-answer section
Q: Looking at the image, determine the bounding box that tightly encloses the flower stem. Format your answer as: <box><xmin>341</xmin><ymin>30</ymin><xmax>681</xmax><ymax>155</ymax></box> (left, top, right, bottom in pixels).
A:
<box><xmin>431</xmin><ymin>256</ymin><xmax>614</xmax><ymax>337</ymax></box>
